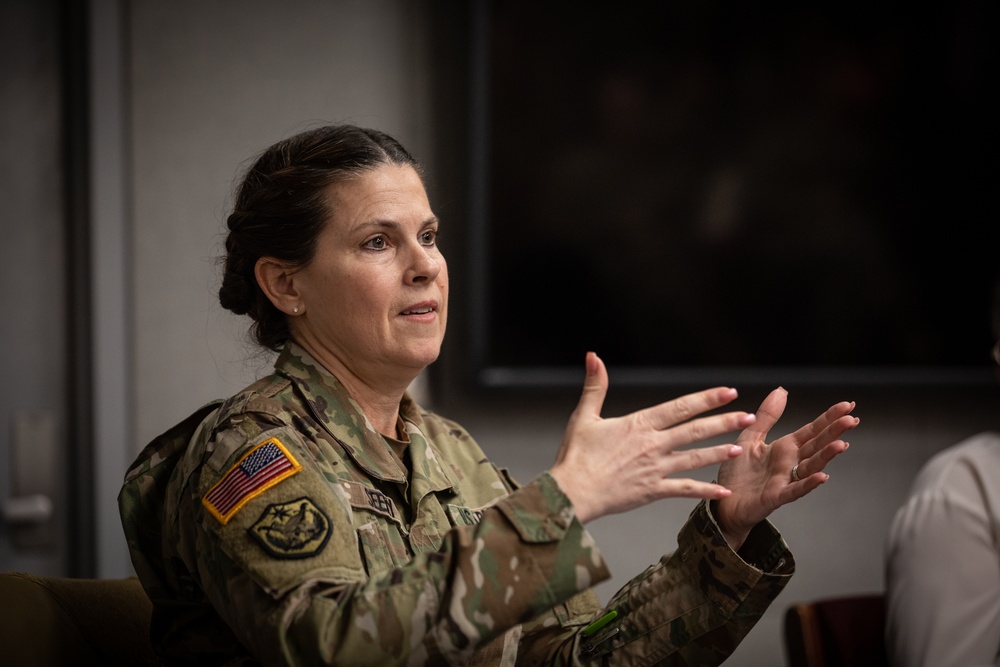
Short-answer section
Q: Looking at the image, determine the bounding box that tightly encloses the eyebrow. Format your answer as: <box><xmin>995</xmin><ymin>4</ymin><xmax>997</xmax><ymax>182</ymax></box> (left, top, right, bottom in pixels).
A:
<box><xmin>353</xmin><ymin>216</ymin><xmax>439</xmax><ymax>233</ymax></box>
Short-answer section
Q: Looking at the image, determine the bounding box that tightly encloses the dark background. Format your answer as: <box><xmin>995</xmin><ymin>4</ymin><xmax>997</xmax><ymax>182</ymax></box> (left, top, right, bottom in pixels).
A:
<box><xmin>471</xmin><ymin>2</ymin><xmax>995</xmax><ymax>386</ymax></box>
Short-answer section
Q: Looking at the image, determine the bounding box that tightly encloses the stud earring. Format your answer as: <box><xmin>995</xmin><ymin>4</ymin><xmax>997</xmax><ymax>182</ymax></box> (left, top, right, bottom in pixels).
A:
<box><xmin>293</xmin><ymin>307</ymin><xmax>299</xmax><ymax>314</ymax></box>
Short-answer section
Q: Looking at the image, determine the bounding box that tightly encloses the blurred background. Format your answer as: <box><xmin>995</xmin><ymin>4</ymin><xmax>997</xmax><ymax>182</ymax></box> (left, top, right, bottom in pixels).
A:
<box><xmin>1</xmin><ymin>2</ymin><xmax>995</xmax><ymax>665</ymax></box>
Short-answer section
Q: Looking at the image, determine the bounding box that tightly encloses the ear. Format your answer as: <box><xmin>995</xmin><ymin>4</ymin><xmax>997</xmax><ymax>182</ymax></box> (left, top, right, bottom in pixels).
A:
<box><xmin>254</xmin><ymin>257</ymin><xmax>302</xmax><ymax>315</ymax></box>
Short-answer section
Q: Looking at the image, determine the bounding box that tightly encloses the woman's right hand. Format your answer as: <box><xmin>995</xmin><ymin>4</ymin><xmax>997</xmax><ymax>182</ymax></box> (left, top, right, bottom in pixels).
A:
<box><xmin>549</xmin><ymin>352</ymin><xmax>755</xmax><ymax>524</ymax></box>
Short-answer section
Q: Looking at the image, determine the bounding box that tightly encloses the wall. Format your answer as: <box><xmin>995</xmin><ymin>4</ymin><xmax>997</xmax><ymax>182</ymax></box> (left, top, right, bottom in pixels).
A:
<box><xmin>129</xmin><ymin>0</ymin><xmax>435</xmax><ymax>449</ymax></box>
<box><xmin>122</xmin><ymin>2</ymin><xmax>999</xmax><ymax>665</ymax></box>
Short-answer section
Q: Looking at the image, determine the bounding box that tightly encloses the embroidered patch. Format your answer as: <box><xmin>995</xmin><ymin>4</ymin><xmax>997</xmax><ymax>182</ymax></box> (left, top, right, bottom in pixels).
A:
<box><xmin>447</xmin><ymin>504</ymin><xmax>485</xmax><ymax>527</ymax></box>
<box><xmin>364</xmin><ymin>487</ymin><xmax>396</xmax><ymax>517</ymax></box>
<box><xmin>248</xmin><ymin>497</ymin><xmax>331</xmax><ymax>559</ymax></box>
<box><xmin>202</xmin><ymin>437</ymin><xmax>302</xmax><ymax>524</ymax></box>
<box><xmin>341</xmin><ymin>481</ymin><xmax>399</xmax><ymax>522</ymax></box>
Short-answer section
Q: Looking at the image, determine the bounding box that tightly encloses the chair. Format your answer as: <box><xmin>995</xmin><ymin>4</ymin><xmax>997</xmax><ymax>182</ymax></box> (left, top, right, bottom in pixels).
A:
<box><xmin>0</xmin><ymin>571</ymin><xmax>158</xmax><ymax>666</ymax></box>
<box><xmin>784</xmin><ymin>593</ymin><xmax>888</xmax><ymax>667</ymax></box>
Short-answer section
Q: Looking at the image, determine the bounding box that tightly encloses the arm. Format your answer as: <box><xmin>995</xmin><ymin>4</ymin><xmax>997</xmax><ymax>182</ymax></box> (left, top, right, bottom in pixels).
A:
<box><xmin>515</xmin><ymin>500</ymin><xmax>794</xmax><ymax>666</ymax></box>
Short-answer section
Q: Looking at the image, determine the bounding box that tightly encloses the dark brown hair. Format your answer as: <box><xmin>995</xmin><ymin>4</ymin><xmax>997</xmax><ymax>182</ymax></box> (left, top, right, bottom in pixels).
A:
<box><xmin>218</xmin><ymin>124</ymin><xmax>420</xmax><ymax>350</ymax></box>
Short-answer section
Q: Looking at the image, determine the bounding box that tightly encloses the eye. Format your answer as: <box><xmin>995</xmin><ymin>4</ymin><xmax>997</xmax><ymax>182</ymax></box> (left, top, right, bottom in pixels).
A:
<box><xmin>419</xmin><ymin>229</ymin><xmax>437</xmax><ymax>246</ymax></box>
<box><xmin>363</xmin><ymin>235</ymin><xmax>388</xmax><ymax>251</ymax></box>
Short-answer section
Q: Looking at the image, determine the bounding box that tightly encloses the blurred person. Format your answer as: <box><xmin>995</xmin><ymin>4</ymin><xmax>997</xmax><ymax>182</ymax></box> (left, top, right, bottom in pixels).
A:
<box><xmin>884</xmin><ymin>277</ymin><xmax>1000</xmax><ymax>667</ymax></box>
<box><xmin>119</xmin><ymin>124</ymin><xmax>857</xmax><ymax>666</ymax></box>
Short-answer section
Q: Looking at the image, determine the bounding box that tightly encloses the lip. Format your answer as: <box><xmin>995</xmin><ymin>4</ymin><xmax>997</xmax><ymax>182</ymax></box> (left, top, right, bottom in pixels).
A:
<box><xmin>399</xmin><ymin>300</ymin><xmax>439</xmax><ymax>318</ymax></box>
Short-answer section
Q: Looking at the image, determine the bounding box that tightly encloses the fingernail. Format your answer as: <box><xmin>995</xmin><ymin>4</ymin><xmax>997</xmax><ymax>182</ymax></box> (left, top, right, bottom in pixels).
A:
<box><xmin>730</xmin><ymin>445</ymin><xmax>743</xmax><ymax>456</ymax></box>
<box><xmin>740</xmin><ymin>413</ymin><xmax>756</xmax><ymax>427</ymax></box>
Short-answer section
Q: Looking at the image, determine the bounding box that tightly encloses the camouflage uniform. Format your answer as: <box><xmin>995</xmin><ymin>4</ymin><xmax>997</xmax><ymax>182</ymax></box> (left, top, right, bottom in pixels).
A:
<box><xmin>119</xmin><ymin>343</ymin><xmax>794</xmax><ymax>666</ymax></box>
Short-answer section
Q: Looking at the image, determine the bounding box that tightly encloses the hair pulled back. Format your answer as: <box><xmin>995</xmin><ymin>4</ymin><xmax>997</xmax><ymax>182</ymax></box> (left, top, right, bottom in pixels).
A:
<box><xmin>219</xmin><ymin>124</ymin><xmax>419</xmax><ymax>350</ymax></box>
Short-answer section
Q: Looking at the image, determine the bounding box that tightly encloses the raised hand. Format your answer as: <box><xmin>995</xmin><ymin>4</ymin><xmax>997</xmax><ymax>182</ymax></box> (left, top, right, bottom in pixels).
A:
<box><xmin>550</xmin><ymin>352</ymin><xmax>756</xmax><ymax>524</ymax></box>
<box><xmin>714</xmin><ymin>387</ymin><xmax>858</xmax><ymax>549</ymax></box>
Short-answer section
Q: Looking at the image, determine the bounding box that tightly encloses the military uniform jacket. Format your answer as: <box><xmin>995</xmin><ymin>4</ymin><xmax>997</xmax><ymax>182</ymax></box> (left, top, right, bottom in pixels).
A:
<box><xmin>119</xmin><ymin>343</ymin><xmax>795</xmax><ymax>666</ymax></box>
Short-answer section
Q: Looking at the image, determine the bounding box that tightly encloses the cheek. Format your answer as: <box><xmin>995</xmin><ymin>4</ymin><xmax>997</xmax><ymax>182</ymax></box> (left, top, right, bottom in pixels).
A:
<box><xmin>358</xmin><ymin>272</ymin><xmax>402</xmax><ymax>321</ymax></box>
<box><xmin>438</xmin><ymin>265</ymin><xmax>449</xmax><ymax>331</ymax></box>
<box><xmin>437</xmin><ymin>260</ymin><xmax>449</xmax><ymax>295</ymax></box>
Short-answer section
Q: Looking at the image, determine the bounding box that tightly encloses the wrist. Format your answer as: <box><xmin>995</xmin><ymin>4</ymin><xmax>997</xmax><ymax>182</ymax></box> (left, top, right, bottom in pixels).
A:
<box><xmin>549</xmin><ymin>465</ymin><xmax>595</xmax><ymax>524</ymax></box>
<box><xmin>710</xmin><ymin>499</ymin><xmax>749</xmax><ymax>551</ymax></box>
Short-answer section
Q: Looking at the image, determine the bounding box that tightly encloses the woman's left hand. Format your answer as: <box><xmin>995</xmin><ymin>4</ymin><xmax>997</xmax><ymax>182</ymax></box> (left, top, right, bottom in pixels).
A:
<box><xmin>714</xmin><ymin>388</ymin><xmax>858</xmax><ymax>550</ymax></box>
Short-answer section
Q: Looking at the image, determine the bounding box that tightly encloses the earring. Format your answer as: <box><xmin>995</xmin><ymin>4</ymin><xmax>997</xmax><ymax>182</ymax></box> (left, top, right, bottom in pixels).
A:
<box><xmin>293</xmin><ymin>307</ymin><xmax>299</xmax><ymax>314</ymax></box>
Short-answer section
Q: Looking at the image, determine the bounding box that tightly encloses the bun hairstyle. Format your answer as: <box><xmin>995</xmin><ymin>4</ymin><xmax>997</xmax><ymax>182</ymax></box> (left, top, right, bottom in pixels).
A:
<box><xmin>218</xmin><ymin>124</ymin><xmax>419</xmax><ymax>350</ymax></box>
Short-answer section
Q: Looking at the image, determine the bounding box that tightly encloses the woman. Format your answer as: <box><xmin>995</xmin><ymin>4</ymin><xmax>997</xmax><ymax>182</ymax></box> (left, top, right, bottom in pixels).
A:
<box><xmin>119</xmin><ymin>124</ymin><xmax>857</xmax><ymax>666</ymax></box>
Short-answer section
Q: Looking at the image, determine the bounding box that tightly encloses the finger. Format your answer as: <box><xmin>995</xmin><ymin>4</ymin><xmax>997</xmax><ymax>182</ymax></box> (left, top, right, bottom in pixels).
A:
<box><xmin>794</xmin><ymin>413</ymin><xmax>860</xmax><ymax>459</ymax></box>
<box><xmin>735</xmin><ymin>387</ymin><xmax>788</xmax><ymax>444</ymax></box>
<box><xmin>781</xmin><ymin>471</ymin><xmax>829</xmax><ymax>504</ymax></box>
<box><xmin>654</xmin><ymin>478</ymin><xmax>735</xmax><ymax>502</ymax></box>
<box><xmin>658</xmin><ymin>413</ymin><xmax>756</xmax><ymax>453</ymax></box>
<box><xmin>662</xmin><ymin>442</ymin><xmax>744</xmax><ymax>476</ymax></box>
<box><xmin>571</xmin><ymin>352</ymin><xmax>609</xmax><ymax>422</ymax></box>
<box><xmin>794</xmin><ymin>439</ymin><xmax>850</xmax><ymax>478</ymax></box>
<box><xmin>634</xmin><ymin>386</ymin><xmax>740</xmax><ymax>431</ymax></box>
<box><xmin>786</xmin><ymin>401</ymin><xmax>857</xmax><ymax>447</ymax></box>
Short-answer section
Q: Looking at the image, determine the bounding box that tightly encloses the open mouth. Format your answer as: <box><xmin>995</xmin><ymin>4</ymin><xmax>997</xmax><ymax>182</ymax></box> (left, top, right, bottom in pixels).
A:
<box><xmin>401</xmin><ymin>304</ymin><xmax>436</xmax><ymax>316</ymax></box>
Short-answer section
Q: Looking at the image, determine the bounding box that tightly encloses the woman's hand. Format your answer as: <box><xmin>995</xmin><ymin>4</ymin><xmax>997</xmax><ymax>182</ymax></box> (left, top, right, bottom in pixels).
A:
<box><xmin>550</xmin><ymin>353</ymin><xmax>756</xmax><ymax>524</ymax></box>
<box><xmin>714</xmin><ymin>387</ymin><xmax>858</xmax><ymax>550</ymax></box>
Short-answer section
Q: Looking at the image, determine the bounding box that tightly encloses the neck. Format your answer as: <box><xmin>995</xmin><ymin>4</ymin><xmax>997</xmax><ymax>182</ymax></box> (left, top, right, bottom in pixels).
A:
<box><xmin>295</xmin><ymin>341</ymin><xmax>416</xmax><ymax>438</ymax></box>
<box><xmin>341</xmin><ymin>374</ymin><xmax>405</xmax><ymax>438</ymax></box>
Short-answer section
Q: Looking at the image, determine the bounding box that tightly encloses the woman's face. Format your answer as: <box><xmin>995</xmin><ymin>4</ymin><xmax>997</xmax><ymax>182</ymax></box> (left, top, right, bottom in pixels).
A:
<box><xmin>290</xmin><ymin>164</ymin><xmax>448</xmax><ymax>385</ymax></box>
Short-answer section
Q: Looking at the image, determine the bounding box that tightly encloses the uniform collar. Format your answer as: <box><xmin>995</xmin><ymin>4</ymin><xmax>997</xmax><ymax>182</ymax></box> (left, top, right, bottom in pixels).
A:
<box><xmin>274</xmin><ymin>342</ymin><xmax>455</xmax><ymax>494</ymax></box>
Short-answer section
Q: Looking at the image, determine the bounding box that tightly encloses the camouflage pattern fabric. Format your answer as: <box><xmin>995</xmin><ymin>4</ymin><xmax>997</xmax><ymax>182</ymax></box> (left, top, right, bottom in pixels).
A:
<box><xmin>119</xmin><ymin>342</ymin><xmax>794</xmax><ymax>666</ymax></box>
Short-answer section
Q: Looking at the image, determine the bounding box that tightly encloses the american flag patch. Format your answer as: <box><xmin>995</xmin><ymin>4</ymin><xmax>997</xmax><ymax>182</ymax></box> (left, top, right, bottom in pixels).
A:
<box><xmin>202</xmin><ymin>437</ymin><xmax>301</xmax><ymax>524</ymax></box>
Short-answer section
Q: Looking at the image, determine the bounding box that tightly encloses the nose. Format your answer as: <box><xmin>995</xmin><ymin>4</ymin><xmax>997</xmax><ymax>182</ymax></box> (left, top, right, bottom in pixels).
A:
<box><xmin>404</xmin><ymin>243</ymin><xmax>443</xmax><ymax>285</ymax></box>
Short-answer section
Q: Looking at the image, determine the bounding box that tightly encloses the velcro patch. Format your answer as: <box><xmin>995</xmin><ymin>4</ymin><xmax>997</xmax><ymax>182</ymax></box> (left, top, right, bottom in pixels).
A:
<box><xmin>203</xmin><ymin>437</ymin><xmax>302</xmax><ymax>524</ymax></box>
<box><xmin>340</xmin><ymin>480</ymin><xmax>398</xmax><ymax>522</ymax></box>
<box><xmin>248</xmin><ymin>497</ymin><xmax>331</xmax><ymax>559</ymax></box>
<box><xmin>447</xmin><ymin>504</ymin><xmax>485</xmax><ymax>527</ymax></box>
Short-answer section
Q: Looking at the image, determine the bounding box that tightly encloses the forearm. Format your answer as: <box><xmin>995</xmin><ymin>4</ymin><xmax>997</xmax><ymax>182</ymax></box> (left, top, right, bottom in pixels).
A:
<box><xmin>537</xmin><ymin>501</ymin><xmax>794</xmax><ymax>666</ymax></box>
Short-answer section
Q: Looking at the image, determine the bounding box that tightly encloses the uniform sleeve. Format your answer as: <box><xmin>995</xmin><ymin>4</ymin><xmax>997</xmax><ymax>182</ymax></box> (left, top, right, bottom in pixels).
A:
<box><xmin>514</xmin><ymin>500</ymin><xmax>795</xmax><ymax>666</ymax></box>
<box><xmin>178</xmin><ymin>427</ymin><xmax>611</xmax><ymax>667</ymax></box>
<box><xmin>885</xmin><ymin>485</ymin><xmax>1000</xmax><ymax>667</ymax></box>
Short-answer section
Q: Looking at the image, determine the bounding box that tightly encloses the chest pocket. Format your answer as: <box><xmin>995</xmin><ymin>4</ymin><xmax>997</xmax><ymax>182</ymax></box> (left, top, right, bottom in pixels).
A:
<box><xmin>338</xmin><ymin>480</ymin><xmax>411</xmax><ymax>579</ymax></box>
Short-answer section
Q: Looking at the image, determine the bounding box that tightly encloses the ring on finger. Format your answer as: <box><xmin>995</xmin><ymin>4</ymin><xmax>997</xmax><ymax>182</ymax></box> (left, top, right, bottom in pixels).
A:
<box><xmin>791</xmin><ymin>463</ymin><xmax>801</xmax><ymax>482</ymax></box>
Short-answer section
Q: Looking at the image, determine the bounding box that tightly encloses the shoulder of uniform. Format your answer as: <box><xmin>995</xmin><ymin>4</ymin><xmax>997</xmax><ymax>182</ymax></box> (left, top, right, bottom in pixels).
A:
<box><xmin>217</xmin><ymin>375</ymin><xmax>292</xmax><ymax>419</ymax></box>
<box><xmin>123</xmin><ymin>399</ymin><xmax>224</xmax><ymax>484</ymax></box>
<box><xmin>418</xmin><ymin>408</ymin><xmax>474</xmax><ymax>441</ymax></box>
<box><xmin>198</xmin><ymin>376</ymin><xmax>307</xmax><ymax>471</ymax></box>
<box><xmin>208</xmin><ymin>377</ymin><xmax>292</xmax><ymax>434</ymax></box>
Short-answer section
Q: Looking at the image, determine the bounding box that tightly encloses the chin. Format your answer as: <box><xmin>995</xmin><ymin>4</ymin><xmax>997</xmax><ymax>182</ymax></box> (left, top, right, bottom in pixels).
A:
<box><xmin>399</xmin><ymin>345</ymin><xmax>442</xmax><ymax>371</ymax></box>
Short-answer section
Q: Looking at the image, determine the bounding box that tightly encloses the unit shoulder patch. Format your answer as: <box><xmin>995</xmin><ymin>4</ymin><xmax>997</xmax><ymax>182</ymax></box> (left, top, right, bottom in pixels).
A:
<box><xmin>248</xmin><ymin>497</ymin><xmax>331</xmax><ymax>559</ymax></box>
<box><xmin>202</xmin><ymin>436</ymin><xmax>302</xmax><ymax>524</ymax></box>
